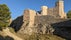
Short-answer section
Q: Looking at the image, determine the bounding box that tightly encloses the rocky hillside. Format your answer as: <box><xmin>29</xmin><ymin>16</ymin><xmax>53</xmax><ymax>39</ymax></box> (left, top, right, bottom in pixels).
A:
<box><xmin>10</xmin><ymin>15</ymin><xmax>71</xmax><ymax>40</ymax></box>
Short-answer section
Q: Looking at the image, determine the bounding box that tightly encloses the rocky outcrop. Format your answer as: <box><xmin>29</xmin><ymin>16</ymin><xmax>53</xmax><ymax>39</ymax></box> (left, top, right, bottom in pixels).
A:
<box><xmin>10</xmin><ymin>16</ymin><xmax>23</xmax><ymax>32</ymax></box>
<box><xmin>18</xmin><ymin>23</ymin><xmax>54</xmax><ymax>35</ymax></box>
<box><xmin>11</xmin><ymin>15</ymin><xmax>67</xmax><ymax>35</ymax></box>
<box><xmin>10</xmin><ymin>15</ymin><xmax>71</xmax><ymax>40</ymax></box>
<box><xmin>52</xmin><ymin>19</ymin><xmax>71</xmax><ymax>40</ymax></box>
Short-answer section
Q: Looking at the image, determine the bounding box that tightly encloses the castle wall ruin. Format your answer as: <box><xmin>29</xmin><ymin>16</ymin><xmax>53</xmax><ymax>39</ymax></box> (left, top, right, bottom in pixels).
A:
<box><xmin>23</xmin><ymin>0</ymin><xmax>67</xmax><ymax>27</ymax></box>
<box><xmin>23</xmin><ymin>9</ymin><xmax>36</xmax><ymax>27</ymax></box>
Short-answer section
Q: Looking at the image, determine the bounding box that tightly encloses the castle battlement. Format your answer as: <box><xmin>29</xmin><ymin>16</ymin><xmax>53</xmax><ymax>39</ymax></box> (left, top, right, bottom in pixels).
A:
<box><xmin>23</xmin><ymin>0</ymin><xmax>67</xmax><ymax>27</ymax></box>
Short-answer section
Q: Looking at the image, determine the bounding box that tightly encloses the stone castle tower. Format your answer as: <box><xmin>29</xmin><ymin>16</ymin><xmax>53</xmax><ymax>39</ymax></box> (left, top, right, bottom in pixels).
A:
<box><xmin>23</xmin><ymin>0</ymin><xmax>67</xmax><ymax>27</ymax></box>
<box><xmin>41</xmin><ymin>6</ymin><xmax>48</xmax><ymax>15</ymax></box>
<box><xmin>23</xmin><ymin>9</ymin><xmax>36</xmax><ymax>27</ymax></box>
<box><xmin>56</xmin><ymin>0</ymin><xmax>67</xmax><ymax>18</ymax></box>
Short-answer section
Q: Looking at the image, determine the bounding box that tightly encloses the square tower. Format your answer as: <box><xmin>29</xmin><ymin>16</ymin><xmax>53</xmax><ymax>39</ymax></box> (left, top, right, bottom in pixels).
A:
<box><xmin>41</xmin><ymin>6</ymin><xmax>48</xmax><ymax>15</ymax></box>
<box><xmin>56</xmin><ymin>0</ymin><xmax>67</xmax><ymax>18</ymax></box>
<box><xmin>23</xmin><ymin>9</ymin><xmax>36</xmax><ymax>27</ymax></box>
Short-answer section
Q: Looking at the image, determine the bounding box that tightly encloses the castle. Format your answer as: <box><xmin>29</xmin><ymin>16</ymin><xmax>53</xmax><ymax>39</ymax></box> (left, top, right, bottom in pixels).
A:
<box><xmin>10</xmin><ymin>0</ymin><xmax>71</xmax><ymax>39</ymax></box>
<box><xmin>23</xmin><ymin>0</ymin><xmax>67</xmax><ymax>27</ymax></box>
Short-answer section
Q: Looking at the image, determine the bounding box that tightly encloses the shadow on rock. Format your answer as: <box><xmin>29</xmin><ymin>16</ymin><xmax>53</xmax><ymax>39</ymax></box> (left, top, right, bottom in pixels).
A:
<box><xmin>51</xmin><ymin>19</ymin><xmax>71</xmax><ymax>40</ymax></box>
<box><xmin>10</xmin><ymin>16</ymin><xmax>23</xmax><ymax>32</ymax></box>
<box><xmin>0</xmin><ymin>35</ymin><xmax>14</xmax><ymax>40</ymax></box>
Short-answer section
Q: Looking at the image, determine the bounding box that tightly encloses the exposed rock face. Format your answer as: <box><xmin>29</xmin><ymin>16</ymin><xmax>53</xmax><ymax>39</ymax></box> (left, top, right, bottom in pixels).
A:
<box><xmin>10</xmin><ymin>15</ymin><xmax>67</xmax><ymax>35</ymax></box>
<box><xmin>10</xmin><ymin>15</ymin><xmax>71</xmax><ymax>40</ymax></box>
<box><xmin>52</xmin><ymin>19</ymin><xmax>71</xmax><ymax>40</ymax></box>
<box><xmin>17</xmin><ymin>16</ymin><xmax>53</xmax><ymax>35</ymax></box>
<box><xmin>10</xmin><ymin>16</ymin><xmax>23</xmax><ymax>32</ymax></box>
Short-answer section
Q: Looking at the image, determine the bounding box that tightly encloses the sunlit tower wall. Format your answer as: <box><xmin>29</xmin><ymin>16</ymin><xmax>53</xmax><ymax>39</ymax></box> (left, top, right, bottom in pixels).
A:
<box><xmin>41</xmin><ymin>6</ymin><xmax>48</xmax><ymax>15</ymax></box>
<box><xmin>23</xmin><ymin>9</ymin><xmax>36</xmax><ymax>27</ymax></box>
<box><xmin>56</xmin><ymin>0</ymin><xmax>67</xmax><ymax>18</ymax></box>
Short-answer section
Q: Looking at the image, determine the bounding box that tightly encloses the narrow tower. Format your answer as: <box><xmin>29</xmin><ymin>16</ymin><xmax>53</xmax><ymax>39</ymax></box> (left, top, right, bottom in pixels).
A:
<box><xmin>41</xmin><ymin>6</ymin><xmax>48</xmax><ymax>15</ymax></box>
<box><xmin>23</xmin><ymin>9</ymin><xmax>36</xmax><ymax>27</ymax></box>
<box><xmin>56</xmin><ymin>0</ymin><xmax>66</xmax><ymax>18</ymax></box>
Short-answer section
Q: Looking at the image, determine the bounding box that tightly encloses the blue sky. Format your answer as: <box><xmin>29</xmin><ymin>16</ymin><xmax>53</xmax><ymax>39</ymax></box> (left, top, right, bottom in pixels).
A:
<box><xmin>0</xmin><ymin>0</ymin><xmax>71</xmax><ymax>19</ymax></box>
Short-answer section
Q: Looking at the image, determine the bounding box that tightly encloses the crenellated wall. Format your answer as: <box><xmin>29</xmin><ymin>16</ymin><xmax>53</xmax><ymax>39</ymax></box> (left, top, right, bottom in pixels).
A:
<box><xmin>23</xmin><ymin>0</ymin><xmax>67</xmax><ymax>27</ymax></box>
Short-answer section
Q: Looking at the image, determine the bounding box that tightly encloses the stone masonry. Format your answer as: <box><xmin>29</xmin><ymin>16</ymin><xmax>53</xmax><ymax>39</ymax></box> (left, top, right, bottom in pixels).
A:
<box><xmin>23</xmin><ymin>9</ymin><xmax>36</xmax><ymax>27</ymax></box>
<box><xmin>41</xmin><ymin>6</ymin><xmax>48</xmax><ymax>15</ymax></box>
<box><xmin>23</xmin><ymin>0</ymin><xmax>67</xmax><ymax>28</ymax></box>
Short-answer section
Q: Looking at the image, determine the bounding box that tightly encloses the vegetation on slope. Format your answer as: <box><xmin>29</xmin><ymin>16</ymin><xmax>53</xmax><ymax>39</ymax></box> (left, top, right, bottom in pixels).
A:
<box><xmin>17</xmin><ymin>33</ymin><xmax>65</xmax><ymax>40</ymax></box>
<box><xmin>67</xmin><ymin>10</ymin><xmax>71</xmax><ymax>18</ymax></box>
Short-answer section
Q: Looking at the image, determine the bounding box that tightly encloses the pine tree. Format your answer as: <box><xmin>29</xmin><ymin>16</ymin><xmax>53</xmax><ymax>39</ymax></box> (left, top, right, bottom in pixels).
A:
<box><xmin>0</xmin><ymin>4</ymin><xmax>11</xmax><ymax>29</ymax></box>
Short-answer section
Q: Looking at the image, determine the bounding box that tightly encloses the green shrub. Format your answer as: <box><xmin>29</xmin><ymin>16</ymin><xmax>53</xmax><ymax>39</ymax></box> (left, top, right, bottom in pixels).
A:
<box><xmin>8</xmin><ymin>27</ymin><xmax>15</xmax><ymax>34</ymax></box>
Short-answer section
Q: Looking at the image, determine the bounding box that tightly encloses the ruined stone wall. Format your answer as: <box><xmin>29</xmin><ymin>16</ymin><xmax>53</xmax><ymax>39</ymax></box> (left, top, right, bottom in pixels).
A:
<box><xmin>23</xmin><ymin>9</ymin><xmax>30</xmax><ymax>23</ymax></box>
<box><xmin>58</xmin><ymin>1</ymin><xmax>64</xmax><ymax>18</ymax></box>
<box><xmin>29</xmin><ymin>10</ymin><xmax>36</xmax><ymax>27</ymax></box>
<box><xmin>47</xmin><ymin>0</ymin><xmax>67</xmax><ymax>19</ymax></box>
<box><xmin>23</xmin><ymin>9</ymin><xmax>36</xmax><ymax>27</ymax></box>
<box><xmin>55</xmin><ymin>0</ymin><xmax>67</xmax><ymax>18</ymax></box>
<box><xmin>48</xmin><ymin>7</ymin><xmax>60</xmax><ymax>18</ymax></box>
<box><xmin>22</xmin><ymin>0</ymin><xmax>67</xmax><ymax>29</ymax></box>
<box><xmin>34</xmin><ymin>15</ymin><xmax>65</xmax><ymax>25</ymax></box>
<box><xmin>48</xmin><ymin>8</ymin><xmax>54</xmax><ymax>15</ymax></box>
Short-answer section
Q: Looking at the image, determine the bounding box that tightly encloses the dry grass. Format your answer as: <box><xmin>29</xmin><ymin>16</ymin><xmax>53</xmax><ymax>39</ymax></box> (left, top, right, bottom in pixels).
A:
<box><xmin>17</xmin><ymin>33</ymin><xmax>65</xmax><ymax>40</ymax></box>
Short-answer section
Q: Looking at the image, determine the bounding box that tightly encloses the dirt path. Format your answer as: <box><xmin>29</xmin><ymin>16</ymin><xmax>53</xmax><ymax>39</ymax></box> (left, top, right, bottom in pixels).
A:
<box><xmin>3</xmin><ymin>28</ymin><xmax>23</xmax><ymax>40</ymax></box>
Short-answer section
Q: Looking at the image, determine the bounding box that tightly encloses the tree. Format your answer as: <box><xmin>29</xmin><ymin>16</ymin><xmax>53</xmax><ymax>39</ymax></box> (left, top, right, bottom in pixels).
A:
<box><xmin>67</xmin><ymin>10</ymin><xmax>71</xmax><ymax>18</ymax></box>
<box><xmin>0</xmin><ymin>4</ymin><xmax>11</xmax><ymax>29</ymax></box>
